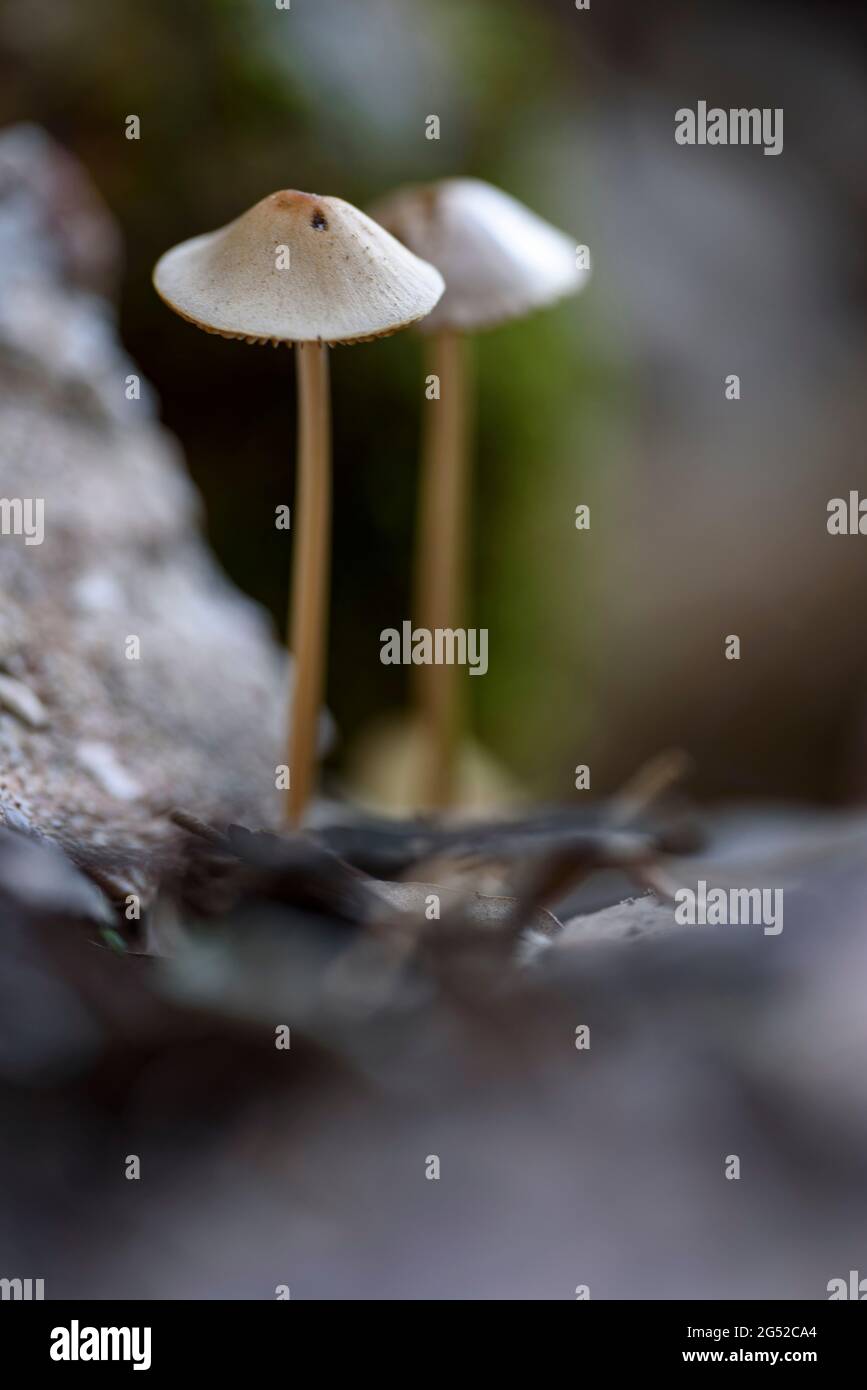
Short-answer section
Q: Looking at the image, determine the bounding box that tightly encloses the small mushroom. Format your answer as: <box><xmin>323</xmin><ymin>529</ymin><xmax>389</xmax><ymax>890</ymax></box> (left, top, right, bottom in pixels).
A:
<box><xmin>371</xmin><ymin>178</ymin><xmax>590</xmax><ymax>809</ymax></box>
<box><xmin>154</xmin><ymin>191</ymin><xmax>443</xmax><ymax>825</ymax></box>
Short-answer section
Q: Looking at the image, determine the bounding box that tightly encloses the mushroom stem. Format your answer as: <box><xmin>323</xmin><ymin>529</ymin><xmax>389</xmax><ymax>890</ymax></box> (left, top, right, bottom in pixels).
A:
<box><xmin>414</xmin><ymin>329</ymin><xmax>472</xmax><ymax>810</ymax></box>
<box><xmin>286</xmin><ymin>341</ymin><xmax>332</xmax><ymax>826</ymax></box>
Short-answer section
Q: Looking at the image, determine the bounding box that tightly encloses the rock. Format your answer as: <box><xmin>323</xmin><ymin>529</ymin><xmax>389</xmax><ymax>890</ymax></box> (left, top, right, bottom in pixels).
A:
<box><xmin>556</xmin><ymin>893</ymin><xmax>680</xmax><ymax>946</ymax></box>
<box><xmin>0</xmin><ymin>672</ymin><xmax>48</xmax><ymax>728</ymax></box>
<box><xmin>0</xmin><ymin>827</ymin><xmax>112</xmax><ymax>924</ymax></box>
<box><xmin>368</xmin><ymin>878</ymin><xmax>560</xmax><ymax>936</ymax></box>
<box><xmin>0</xmin><ymin>125</ymin><xmax>287</xmax><ymax>888</ymax></box>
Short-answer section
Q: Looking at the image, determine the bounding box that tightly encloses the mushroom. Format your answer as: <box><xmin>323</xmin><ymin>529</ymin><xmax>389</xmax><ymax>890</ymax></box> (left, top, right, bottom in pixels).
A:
<box><xmin>153</xmin><ymin>190</ymin><xmax>444</xmax><ymax>825</ymax></box>
<box><xmin>371</xmin><ymin>178</ymin><xmax>590</xmax><ymax>810</ymax></box>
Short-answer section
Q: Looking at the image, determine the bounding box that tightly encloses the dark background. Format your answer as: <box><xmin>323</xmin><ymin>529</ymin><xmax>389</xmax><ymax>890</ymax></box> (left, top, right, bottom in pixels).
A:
<box><xmin>2</xmin><ymin>0</ymin><xmax>866</xmax><ymax>805</ymax></box>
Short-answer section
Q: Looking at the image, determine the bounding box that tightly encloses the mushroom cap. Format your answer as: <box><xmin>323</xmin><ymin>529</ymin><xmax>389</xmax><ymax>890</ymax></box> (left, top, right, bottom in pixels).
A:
<box><xmin>370</xmin><ymin>178</ymin><xmax>589</xmax><ymax>333</ymax></box>
<box><xmin>153</xmin><ymin>190</ymin><xmax>445</xmax><ymax>346</ymax></box>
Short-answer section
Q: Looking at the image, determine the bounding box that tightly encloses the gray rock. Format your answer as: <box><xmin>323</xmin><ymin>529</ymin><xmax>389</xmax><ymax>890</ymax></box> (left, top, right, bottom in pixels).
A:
<box><xmin>0</xmin><ymin>125</ymin><xmax>287</xmax><ymax>886</ymax></box>
<box><xmin>555</xmin><ymin>892</ymin><xmax>680</xmax><ymax>946</ymax></box>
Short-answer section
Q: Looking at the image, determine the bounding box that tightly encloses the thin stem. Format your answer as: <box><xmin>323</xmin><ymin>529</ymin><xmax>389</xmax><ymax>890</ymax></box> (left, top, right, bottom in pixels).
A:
<box><xmin>413</xmin><ymin>330</ymin><xmax>471</xmax><ymax>810</ymax></box>
<box><xmin>286</xmin><ymin>341</ymin><xmax>332</xmax><ymax>827</ymax></box>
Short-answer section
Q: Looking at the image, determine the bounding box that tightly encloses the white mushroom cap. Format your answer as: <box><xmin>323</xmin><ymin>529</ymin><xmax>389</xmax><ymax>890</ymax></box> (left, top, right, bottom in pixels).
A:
<box><xmin>370</xmin><ymin>178</ymin><xmax>589</xmax><ymax>333</ymax></box>
<box><xmin>153</xmin><ymin>190</ymin><xmax>445</xmax><ymax>346</ymax></box>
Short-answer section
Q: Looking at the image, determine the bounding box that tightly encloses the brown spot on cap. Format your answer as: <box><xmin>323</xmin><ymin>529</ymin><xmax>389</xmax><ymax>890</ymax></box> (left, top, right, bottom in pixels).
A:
<box><xmin>272</xmin><ymin>190</ymin><xmax>318</xmax><ymax>211</ymax></box>
<box><xmin>311</xmin><ymin>209</ymin><xmax>328</xmax><ymax>231</ymax></box>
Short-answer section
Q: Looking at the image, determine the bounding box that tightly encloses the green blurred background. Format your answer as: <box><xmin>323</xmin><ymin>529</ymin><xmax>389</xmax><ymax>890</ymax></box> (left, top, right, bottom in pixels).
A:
<box><xmin>2</xmin><ymin>0</ymin><xmax>866</xmax><ymax>804</ymax></box>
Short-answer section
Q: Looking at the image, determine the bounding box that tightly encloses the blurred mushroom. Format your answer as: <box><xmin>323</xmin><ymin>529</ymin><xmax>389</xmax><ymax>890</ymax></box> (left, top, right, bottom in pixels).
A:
<box><xmin>371</xmin><ymin>178</ymin><xmax>589</xmax><ymax>809</ymax></box>
<box><xmin>153</xmin><ymin>191</ymin><xmax>443</xmax><ymax>825</ymax></box>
